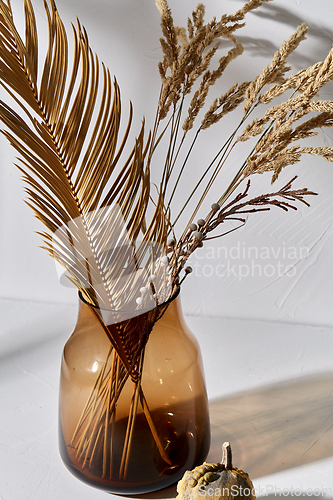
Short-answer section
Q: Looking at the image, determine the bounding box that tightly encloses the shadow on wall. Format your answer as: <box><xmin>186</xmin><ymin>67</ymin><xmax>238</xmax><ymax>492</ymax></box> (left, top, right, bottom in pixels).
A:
<box><xmin>135</xmin><ymin>372</ymin><xmax>333</xmax><ymax>499</ymax></box>
<box><xmin>252</xmin><ymin>2</ymin><xmax>333</xmax><ymax>38</ymax></box>
<box><xmin>240</xmin><ymin>3</ymin><xmax>333</xmax><ymax>66</ymax></box>
<box><xmin>54</xmin><ymin>0</ymin><xmax>333</xmax><ymax>71</ymax></box>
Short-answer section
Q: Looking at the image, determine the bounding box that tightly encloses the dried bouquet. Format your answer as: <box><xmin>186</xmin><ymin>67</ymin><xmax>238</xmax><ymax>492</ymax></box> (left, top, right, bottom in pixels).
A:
<box><xmin>1</xmin><ymin>0</ymin><xmax>333</xmax><ymax>486</ymax></box>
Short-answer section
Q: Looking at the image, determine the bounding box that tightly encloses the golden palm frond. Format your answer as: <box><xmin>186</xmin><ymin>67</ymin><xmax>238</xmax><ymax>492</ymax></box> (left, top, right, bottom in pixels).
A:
<box><xmin>0</xmin><ymin>0</ymin><xmax>170</xmax><ymax>313</ymax></box>
<box><xmin>0</xmin><ymin>0</ymin><xmax>179</xmax><ymax>477</ymax></box>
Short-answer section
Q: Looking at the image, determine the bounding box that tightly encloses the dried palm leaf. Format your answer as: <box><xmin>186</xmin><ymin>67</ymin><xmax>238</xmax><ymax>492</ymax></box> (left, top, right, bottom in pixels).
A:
<box><xmin>0</xmin><ymin>0</ymin><xmax>171</xmax><ymax>316</ymax></box>
<box><xmin>0</xmin><ymin>0</ymin><xmax>179</xmax><ymax>474</ymax></box>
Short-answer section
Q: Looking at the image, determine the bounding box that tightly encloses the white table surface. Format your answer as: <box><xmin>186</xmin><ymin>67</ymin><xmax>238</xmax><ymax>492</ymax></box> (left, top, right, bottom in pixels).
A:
<box><xmin>0</xmin><ymin>298</ymin><xmax>332</xmax><ymax>500</ymax></box>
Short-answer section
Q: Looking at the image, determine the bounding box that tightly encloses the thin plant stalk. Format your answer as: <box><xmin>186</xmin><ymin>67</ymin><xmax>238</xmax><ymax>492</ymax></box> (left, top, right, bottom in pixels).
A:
<box><xmin>102</xmin><ymin>348</ymin><xmax>117</xmax><ymax>478</ymax></box>
<box><xmin>161</xmin><ymin>96</ymin><xmax>186</xmax><ymax>195</ymax></box>
<box><xmin>120</xmin><ymin>353</ymin><xmax>146</xmax><ymax>479</ymax></box>
<box><xmin>162</xmin><ymin>95</ymin><xmax>187</xmax><ymax>194</ymax></box>
<box><xmin>171</xmin><ymin>107</ymin><xmax>256</xmax><ymax>234</ymax></box>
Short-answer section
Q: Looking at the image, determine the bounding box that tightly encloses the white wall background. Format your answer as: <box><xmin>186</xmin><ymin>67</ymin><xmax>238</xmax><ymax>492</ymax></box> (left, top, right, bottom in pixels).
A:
<box><xmin>1</xmin><ymin>0</ymin><xmax>333</xmax><ymax>326</ymax></box>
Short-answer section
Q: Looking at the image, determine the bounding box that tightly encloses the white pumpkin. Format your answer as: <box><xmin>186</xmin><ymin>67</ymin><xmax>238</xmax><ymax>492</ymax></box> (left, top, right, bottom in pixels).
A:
<box><xmin>176</xmin><ymin>442</ymin><xmax>255</xmax><ymax>500</ymax></box>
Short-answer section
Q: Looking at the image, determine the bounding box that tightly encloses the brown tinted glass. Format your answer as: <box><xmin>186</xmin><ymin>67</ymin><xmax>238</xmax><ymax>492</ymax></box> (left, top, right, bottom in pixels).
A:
<box><xmin>59</xmin><ymin>295</ymin><xmax>210</xmax><ymax>494</ymax></box>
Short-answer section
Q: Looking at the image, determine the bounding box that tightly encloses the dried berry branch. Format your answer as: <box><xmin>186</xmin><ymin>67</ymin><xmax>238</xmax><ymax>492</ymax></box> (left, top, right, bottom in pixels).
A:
<box><xmin>167</xmin><ymin>176</ymin><xmax>316</xmax><ymax>286</ymax></box>
<box><xmin>213</xmin><ymin>175</ymin><xmax>317</xmax><ymax>226</ymax></box>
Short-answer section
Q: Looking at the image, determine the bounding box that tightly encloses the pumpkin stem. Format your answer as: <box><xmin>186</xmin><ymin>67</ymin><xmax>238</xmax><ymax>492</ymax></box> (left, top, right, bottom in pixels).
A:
<box><xmin>221</xmin><ymin>442</ymin><xmax>232</xmax><ymax>469</ymax></box>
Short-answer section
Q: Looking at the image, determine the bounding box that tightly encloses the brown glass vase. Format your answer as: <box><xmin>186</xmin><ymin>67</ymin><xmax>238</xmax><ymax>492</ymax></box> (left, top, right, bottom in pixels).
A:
<box><xmin>58</xmin><ymin>292</ymin><xmax>210</xmax><ymax>494</ymax></box>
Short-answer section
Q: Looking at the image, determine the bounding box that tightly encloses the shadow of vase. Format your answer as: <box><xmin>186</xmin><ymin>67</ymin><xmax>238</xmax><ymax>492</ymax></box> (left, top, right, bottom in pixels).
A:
<box><xmin>207</xmin><ymin>372</ymin><xmax>333</xmax><ymax>478</ymax></box>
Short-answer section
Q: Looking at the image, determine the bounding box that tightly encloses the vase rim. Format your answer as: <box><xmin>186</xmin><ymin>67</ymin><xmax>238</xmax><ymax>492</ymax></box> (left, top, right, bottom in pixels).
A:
<box><xmin>78</xmin><ymin>285</ymin><xmax>180</xmax><ymax>315</ymax></box>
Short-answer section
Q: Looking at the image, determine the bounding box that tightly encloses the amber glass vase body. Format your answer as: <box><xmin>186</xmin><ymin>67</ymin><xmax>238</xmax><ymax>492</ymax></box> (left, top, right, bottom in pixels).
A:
<box><xmin>59</xmin><ymin>294</ymin><xmax>210</xmax><ymax>494</ymax></box>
